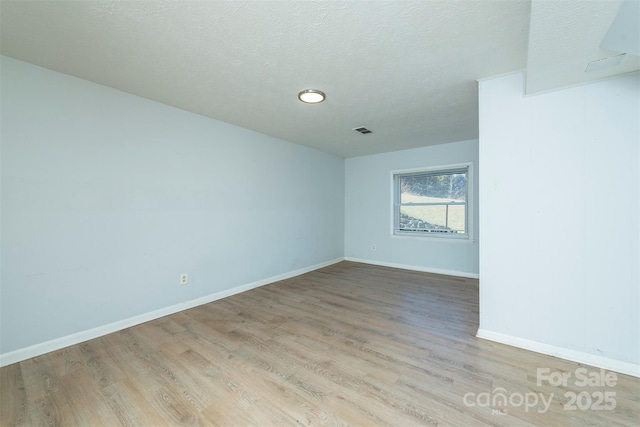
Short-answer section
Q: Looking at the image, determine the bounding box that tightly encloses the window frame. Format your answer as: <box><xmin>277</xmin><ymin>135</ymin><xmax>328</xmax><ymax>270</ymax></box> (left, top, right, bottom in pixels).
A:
<box><xmin>391</xmin><ymin>162</ymin><xmax>473</xmax><ymax>241</ymax></box>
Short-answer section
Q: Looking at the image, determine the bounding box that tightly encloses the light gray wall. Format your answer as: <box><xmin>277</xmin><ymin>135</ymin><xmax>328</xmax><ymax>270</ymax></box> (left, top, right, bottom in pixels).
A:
<box><xmin>0</xmin><ymin>56</ymin><xmax>344</xmax><ymax>355</ymax></box>
<box><xmin>478</xmin><ymin>71</ymin><xmax>639</xmax><ymax>371</ymax></box>
<box><xmin>344</xmin><ymin>140</ymin><xmax>479</xmax><ymax>276</ymax></box>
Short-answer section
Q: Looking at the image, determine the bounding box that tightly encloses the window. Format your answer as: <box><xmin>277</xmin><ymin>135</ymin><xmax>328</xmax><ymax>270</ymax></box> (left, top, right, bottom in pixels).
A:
<box><xmin>393</xmin><ymin>165</ymin><xmax>470</xmax><ymax>238</ymax></box>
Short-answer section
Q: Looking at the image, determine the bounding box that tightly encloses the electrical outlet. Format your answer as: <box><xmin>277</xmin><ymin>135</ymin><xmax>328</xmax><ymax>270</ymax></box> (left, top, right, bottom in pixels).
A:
<box><xmin>372</xmin><ymin>244</ymin><xmax>377</xmax><ymax>251</ymax></box>
<box><xmin>180</xmin><ymin>273</ymin><xmax>188</xmax><ymax>285</ymax></box>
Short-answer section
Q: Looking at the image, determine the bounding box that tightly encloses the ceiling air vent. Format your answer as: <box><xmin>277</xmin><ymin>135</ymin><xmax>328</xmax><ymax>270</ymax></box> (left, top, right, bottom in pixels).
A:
<box><xmin>353</xmin><ymin>126</ymin><xmax>373</xmax><ymax>135</ymax></box>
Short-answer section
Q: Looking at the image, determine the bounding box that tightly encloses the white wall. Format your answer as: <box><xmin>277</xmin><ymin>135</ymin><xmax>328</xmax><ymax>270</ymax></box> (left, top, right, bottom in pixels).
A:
<box><xmin>344</xmin><ymin>140</ymin><xmax>479</xmax><ymax>277</ymax></box>
<box><xmin>0</xmin><ymin>56</ymin><xmax>344</xmax><ymax>360</ymax></box>
<box><xmin>478</xmin><ymin>71</ymin><xmax>639</xmax><ymax>375</ymax></box>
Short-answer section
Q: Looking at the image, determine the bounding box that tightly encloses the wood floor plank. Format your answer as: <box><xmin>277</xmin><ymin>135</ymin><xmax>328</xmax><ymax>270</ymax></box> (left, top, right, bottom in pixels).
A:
<box><xmin>1</xmin><ymin>261</ymin><xmax>638</xmax><ymax>426</ymax></box>
<box><xmin>58</xmin><ymin>367</ymin><xmax>122</xmax><ymax>426</ymax></box>
<box><xmin>101</xmin><ymin>378</ymin><xmax>169</xmax><ymax>427</ymax></box>
<box><xmin>0</xmin><ymin>363</ymin><xmax>30</xmax><ymax>426</ymax></box>
<box><xmin>172</xmin><ymin>332</ymin><xmax>325</xmax><ymax>425</ymax></box>
<box><xmin>48</xmin><ymin>347</ymin><xmax>84</xmax><ymax>378</ymax></box>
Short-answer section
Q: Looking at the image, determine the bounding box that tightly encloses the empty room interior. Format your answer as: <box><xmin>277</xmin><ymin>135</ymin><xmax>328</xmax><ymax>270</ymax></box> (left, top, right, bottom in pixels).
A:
<box><xmin>1</xmin><ymin>0</ymin><xmax>639</xmax><ymax>426</ymax></box>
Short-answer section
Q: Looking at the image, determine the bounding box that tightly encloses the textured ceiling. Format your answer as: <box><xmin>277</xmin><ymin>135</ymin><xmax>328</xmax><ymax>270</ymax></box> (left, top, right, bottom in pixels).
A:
<box><xmin>1</xmin><ymin>1</ymin><xmax>636</xmax><ymax>158</ymax></box>
<box><xmin>526</xmin><ymin>0</ymin><xmax>640</xmax><ymax>94</ymax></box>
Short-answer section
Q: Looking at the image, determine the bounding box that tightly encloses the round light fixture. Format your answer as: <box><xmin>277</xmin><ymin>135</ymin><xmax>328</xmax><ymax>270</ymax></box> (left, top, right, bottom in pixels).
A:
<box><xmin>298</xmin><ymin>89</ymin><xmax>325</xmax><ymax>104</ymax></box>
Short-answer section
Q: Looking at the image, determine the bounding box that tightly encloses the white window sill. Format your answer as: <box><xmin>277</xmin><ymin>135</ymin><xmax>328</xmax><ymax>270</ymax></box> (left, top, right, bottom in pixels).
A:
<box><xmin>391</xmin><ymin>233</ymin><xmax>476</xmax><ymax>244</ymax></box>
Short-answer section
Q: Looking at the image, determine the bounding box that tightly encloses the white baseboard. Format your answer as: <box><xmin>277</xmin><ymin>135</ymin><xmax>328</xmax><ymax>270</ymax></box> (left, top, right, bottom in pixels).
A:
<box><xmin>476</xmin><ymin>328</ymin><xmax>640</xmax><ymax>378</ymax></box>
<box><xmin>344</xmin><ymin>257</ymin><xmax>479</xmax><ymax>279</ymax></box>
<box><xmin>0</xmin><ymin>258</ymin><xmax>343</xmax><ymax>368</ymax></box>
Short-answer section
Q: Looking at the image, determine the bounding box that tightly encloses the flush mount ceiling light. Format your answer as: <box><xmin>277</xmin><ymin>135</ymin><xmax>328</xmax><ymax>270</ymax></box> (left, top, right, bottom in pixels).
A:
<box><xmin>298</xmin><ymin>89</ymin><xmax>325</xmax><ymax>104</ymax></box>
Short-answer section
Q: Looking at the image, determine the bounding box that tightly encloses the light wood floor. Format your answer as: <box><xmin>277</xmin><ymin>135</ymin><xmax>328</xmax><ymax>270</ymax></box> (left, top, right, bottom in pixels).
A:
<box><xmin>1</xmin><ymin>262</ymin><xmax>638</xmax><ymax>426</ymax></box>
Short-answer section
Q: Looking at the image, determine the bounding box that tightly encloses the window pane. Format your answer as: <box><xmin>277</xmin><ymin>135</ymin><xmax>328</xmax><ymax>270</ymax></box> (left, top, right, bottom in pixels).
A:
<box><xmin>399</xmin><ymin>205</ymin><xmax>466</xmax><ymax>234</ymax></box>
<box><xmin>400</xmin><ymin>173</ymin><xmax>466</xmax><ymax>203</ymax></box>
<box><xmin>394</xmin><ymin>168</ymin><xmax>469</xmax><ymax>237</ymax></box>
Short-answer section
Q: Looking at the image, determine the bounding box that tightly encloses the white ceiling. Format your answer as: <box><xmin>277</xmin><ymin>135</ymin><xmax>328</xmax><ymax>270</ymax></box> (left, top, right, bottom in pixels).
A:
<box><xmin>1</xmin><ymin>1</ymin><xmax>637</xmax><ymax>158</ymax></box>
<box><xmin>526</xmin><ymin>0</ymin><xmax>640</xmax><ymax>94</ymax></box>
